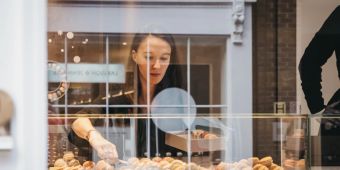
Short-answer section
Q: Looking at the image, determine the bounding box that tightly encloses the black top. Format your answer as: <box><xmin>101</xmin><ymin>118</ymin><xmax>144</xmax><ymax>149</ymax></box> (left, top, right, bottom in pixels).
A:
<box><xmin>68</xmin><ymin>95</ymin><xmax>182</xmax><ymax>159</ymax></box>
<box><xmin>299</xmin><ymin>6</ymin><xmax>340</xmax><ymax>114</ymax></box>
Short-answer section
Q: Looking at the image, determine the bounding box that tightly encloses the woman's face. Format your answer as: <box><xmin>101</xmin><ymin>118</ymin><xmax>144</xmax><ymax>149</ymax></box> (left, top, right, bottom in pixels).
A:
<box><xmin>132</xmin><ymin>35</ymin><xmax>171</xmax><ymax>86</ymax></box>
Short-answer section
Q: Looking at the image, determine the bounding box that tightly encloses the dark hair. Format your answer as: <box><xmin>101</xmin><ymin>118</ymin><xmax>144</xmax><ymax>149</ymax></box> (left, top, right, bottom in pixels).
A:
<box><xmin>130</xmin><ymin>33</ymin><xmax>183</xmax><ymax>98</ymax></box>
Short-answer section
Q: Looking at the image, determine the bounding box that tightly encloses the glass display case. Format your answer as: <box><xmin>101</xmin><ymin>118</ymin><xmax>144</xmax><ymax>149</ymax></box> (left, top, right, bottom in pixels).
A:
<box><xmin>48</xmin><ymin>114</ymin><xmax>308</xmax><ymax>170</ymax></box>
<box><xmin>47</xmin><ymin>31</ymin><xmax>308</xmax><ymax>170</ymax></box>
<box><xmin>46</xmin><ymin>26</ymin><xmax>311</xmax><ymax>170</ymax></box>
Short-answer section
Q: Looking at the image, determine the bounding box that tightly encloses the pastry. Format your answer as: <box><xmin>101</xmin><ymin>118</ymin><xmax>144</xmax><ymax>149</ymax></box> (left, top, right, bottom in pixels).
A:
<box><xmin>159</xmin><ymin>160</ymin><xmax>170</xmax><ymax>169</ymax></box>
<box><xmin>215</xmin><ymin>162</ymin><xmax>226</xmax><ymax>170</ymax></box>
<box><xmin>147</xmin><ymin>161</ymin><xmax>160</xmax><ymax>170</ymax></box>
<box><xmin>49</xmin><ymin>167</ymin><xmax>64</xmax><ymax>170</ymax></box>
<box><xmin>54</xmin><ymin>158</ymin><xmax>67</xmax><ymax>168</ymax></box>
<box><xmin>200</xmin><ymin>131</ymin><xmax>209</xmax><ymax>138</ymax></box>
<box><xmin>271</xmin><ymin>167</ymin><xmax>283</xmax><ymax>170</ymax></box>
<box><xmin>127</xmin><ymin>157</ymin><xmax>139</xmax><ymax>167</ymax></box>
<box><xmin>170</xmin><ymin>160</ymin><xmax>184</xmax><ymax>170</ymax></box>
<box><xmin>248</xmin><ymin>157</ymin><xmax>259</xmax><ymax>166</ymax></box>
<box><xmin>259</xmin><ymin>156</ymin><xmax>273</xmax><ymax>167</ymax></box>
<box><xmin>83</xmin><ymin>161</ymin><xmax>95</xmax><ymax>170</ymax></box>
<box><xmin>242</xmin><ymin>167</ymin><xmax>252</xmax><ymax>170</ymax></box>
<box><xmin>296</xmin><ymin>159</ymin><xmax>305</xmax><ymax>169</ymax></box>
<box><xmin>236</xmin><ymin>162</ymin><xmax>249</xmax><ymax>169</ymax></box>
<box><xmin>269</xmin><ymin>163</ymin><xmax>279</xmax><ymax>170</ymax></box>
<box><xmin>152</xmin><ymin>156</ymin><xmax>163</xmax><ymax>162</ymax></box>
<box><xmin>213</xmin><ymin>157</ymin><xmax>281</xmax><ymax>170</ymax></box>
<box><xmin>140</xmin><ymin>158</ymin><xmax>151</xmax><ymax>164</ymax></box>
<box><xmin>68</xmin><ymin>159</ymin><xmax>80</xmax><ymax>167</ymax></box>
<box><xmin>64</xmin><ymin>166</ymin><xmax>82</xmax><ymax>170</ymax></box>
<box><xmin>283</xmin><ymin>159</ymin><xmax>296</xmax><ymax>168</ymax></box>
<box><xmin>95</xmin><ymin>160</ymin><xmax>114</xmax><ymax>170</ymax></box>
<box><xmin>253</xmin><ymin>164</ymin><xmax>264</xmax><ymax>170</ymax></box>
<box><xmin>185</xmin><ymin>162</ymin><xmax>199</xmax><ymax>170</ymax></box>
<box><xmin>203</xmin><ymin>134</ymin><xmax>218</xmax><ymax>139</ymax></box>
<box><xmin>134</xmin><ymin>164</ymin><xmax>143</xmax><ymax>170</ymax></box>
<box><xmin>239</xmin><ymin>159</ymin><xmax>250</xmax><ymax>166</ymax></box>
<box><xmin>226</xmin><ymin>163</ymin><xmax>234</xmax><ymax>169</ymax></box>
<box><xmin>163</xmin><ymin>157</ymin><xmax>175</xmax><ymax>163</ymax></box>
<box><xmin>259</xmin><ymin>166</ymin><xmax>269</xmax><ymax>170</ymax></box>
<box><xmin>192</xmin><ymin>129</ymin><xmax>205</xmax><ymax>139</ymax></box>
<box><xmin>71</xmin><ymin>165</ymin><xmax>83</xmax><ymax>170</ymax></box>
<box><xmin>174</xmin><ymin>165</ymin><xmax>185</xmax><ymax>170</ymax></box>
<box><xmin>63</xmin><ymin>151</ymin><xmax>75</xmax><ymax>161</ymax></box>
<box><xmin>254</xmin><ymin>164</ymin><xmax>269</xmax><ymax>170</ymax></box>
<box><xmin>117</xmin><ymin>166</ymin><xmax>133</xmax><ymax>170</ymax></box>
<box><xmin>170</xmin><ymin>160</ymin><xmax>184</xmax><ymax>166</ymax></box>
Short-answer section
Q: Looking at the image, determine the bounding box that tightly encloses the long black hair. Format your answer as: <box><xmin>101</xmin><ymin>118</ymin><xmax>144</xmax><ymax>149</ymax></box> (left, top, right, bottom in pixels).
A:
<box><xmin>130</xmin><ymin>33</ymin><xmax>185</xmax><ymax>157</ymax></box>
<box><xmin>130</xmin><ymin>33</ymin><xmax>183</xmax><ymax>99</ymax></box>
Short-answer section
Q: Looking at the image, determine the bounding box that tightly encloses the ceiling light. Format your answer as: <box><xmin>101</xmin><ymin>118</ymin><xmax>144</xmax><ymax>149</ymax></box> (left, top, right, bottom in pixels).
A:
<box><xmin>73</xmin><ymin>56</ymin><xmax>81</xmax><ymax>63</ymax></box>
<box><xmin>66</xmin><ymin>32</ymin><xmax>74</xmax><ymax>39</ymax></box>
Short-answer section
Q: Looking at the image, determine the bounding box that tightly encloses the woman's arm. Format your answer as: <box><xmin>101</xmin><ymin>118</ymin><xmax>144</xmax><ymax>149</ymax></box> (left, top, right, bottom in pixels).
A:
<box><xmin>69</xmin><ymin>95</ymin><xmax>133</xmax><ymax>162</ymax></box>
<box><xmin>71</xmin><ymin>117</ymin><xmax>118</xmax><ymax>164</ymax></box>
<box><xmin>71</xmin><ymin>117</ymin><xmax>96</xmax><ymax>140</ymax></box>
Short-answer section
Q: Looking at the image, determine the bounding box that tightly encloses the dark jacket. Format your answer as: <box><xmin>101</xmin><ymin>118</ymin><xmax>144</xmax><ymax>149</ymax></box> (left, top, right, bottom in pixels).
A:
<box><xmin>299</xmin><ymin>6</ymin><xmax>340</xmax><ymax>114</ymax></box>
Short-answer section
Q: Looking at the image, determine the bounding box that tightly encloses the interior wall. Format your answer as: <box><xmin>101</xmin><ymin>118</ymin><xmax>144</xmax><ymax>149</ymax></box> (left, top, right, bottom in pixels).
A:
<box><xmin>297</xmin><ymin>0</ymin><xmax>340</xmax><ymax>114</ymax></box>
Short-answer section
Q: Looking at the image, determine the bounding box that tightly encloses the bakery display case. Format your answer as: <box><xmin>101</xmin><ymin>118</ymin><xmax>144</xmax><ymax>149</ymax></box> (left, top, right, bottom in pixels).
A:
<box><xmin>48</xmin><ymin>113</ymin><xmax>308</xmax><ymax>170</ymax></box>
<box><xmin>46</xmin><ymin>30</ymin><xmax>310</xmax><ymax>170</ymax></box>
<box><xmin>45</xmin><ymin>31</ymin><xmax>311</xmax><ymax>169</ymax></box>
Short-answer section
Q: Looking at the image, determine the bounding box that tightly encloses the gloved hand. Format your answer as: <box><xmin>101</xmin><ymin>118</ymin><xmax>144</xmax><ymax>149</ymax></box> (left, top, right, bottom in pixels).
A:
<box><xmin>88</xmin><ymin>130</ymin><xmax>118</xmax><ymax>164</ymax></box>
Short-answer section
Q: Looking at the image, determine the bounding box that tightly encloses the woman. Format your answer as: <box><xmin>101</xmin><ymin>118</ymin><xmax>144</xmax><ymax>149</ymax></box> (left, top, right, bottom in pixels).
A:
<box><xmin>69</xmin><ymin>33</ymin><xmax>183</xmax><ymax>164</ymax></box>
<box><xmin>299</xmin><ymin>6</ymin><xmax>340</xmax><ymax>165</ymax></box>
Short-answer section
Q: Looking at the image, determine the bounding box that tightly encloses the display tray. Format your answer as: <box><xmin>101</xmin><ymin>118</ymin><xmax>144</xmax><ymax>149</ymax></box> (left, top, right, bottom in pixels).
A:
<box><xmin>165</xmin><ymin>132</ymin><xmax>224</xmax><ymax>152</ymax></box>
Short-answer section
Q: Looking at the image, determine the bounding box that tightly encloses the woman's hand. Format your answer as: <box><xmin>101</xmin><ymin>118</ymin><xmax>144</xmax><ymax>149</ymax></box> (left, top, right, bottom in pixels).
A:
<box><xmin>88</xmin><ymin>130</ymin><xmax>118</xmax><ymax>164</ymax></box>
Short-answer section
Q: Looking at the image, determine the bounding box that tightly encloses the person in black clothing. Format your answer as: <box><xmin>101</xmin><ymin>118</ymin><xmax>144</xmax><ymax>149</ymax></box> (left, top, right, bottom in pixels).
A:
<box><xmin>299</xmin><ymin>5</ymin><xmax>340</xmax><ymax>115</ymax></box>
<box><xmin>68</xmin><ymin>33</ymin><xmax>184</xmax><ymax>164</ymax></box>
<box><xmin>299</xmin><ymin>6</ymin><xmax>340</xmax><ymax>165</ymax></box>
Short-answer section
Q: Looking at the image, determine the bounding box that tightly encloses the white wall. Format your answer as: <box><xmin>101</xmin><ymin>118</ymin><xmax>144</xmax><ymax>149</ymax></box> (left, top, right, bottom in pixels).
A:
<box><xmin>297</xmin><ymin>0</ymin><xmax>340</xmax><ymax>114</ymax></box>
<box><xmin>0</xmin><ymin>0</ymin><xmax>47</xmax><ymax>169</ymax></box>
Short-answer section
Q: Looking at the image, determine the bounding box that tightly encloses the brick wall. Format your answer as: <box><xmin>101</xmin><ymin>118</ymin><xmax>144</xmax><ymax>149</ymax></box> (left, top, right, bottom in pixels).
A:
<box><xmin>277</xmin><ymin>0</ymin><xmax>296</xmax><ymax>110</ymax></box>
<box><xmin>252</xmin><ymin>0</ymin><xmax>297</xmax><ymax>163</ymax></box>
<box><xmin>253</xmin><ymin>0</ymin><xmax>296</xmax><ymax>113</ymax></box>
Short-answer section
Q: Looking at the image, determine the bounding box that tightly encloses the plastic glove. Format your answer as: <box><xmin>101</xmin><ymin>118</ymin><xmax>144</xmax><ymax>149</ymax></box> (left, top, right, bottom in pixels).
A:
<box><xmin>88</xmin><ymin>130</ymin><xmax>118</xmax><ymax>164</ymax></box>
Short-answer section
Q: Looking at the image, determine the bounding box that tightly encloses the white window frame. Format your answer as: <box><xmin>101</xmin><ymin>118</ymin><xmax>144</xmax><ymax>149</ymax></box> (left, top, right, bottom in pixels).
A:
<box><xmin>0</xmin><ymin>0</ymin><xmax>47</xmax><ymax>170</ymax></box>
